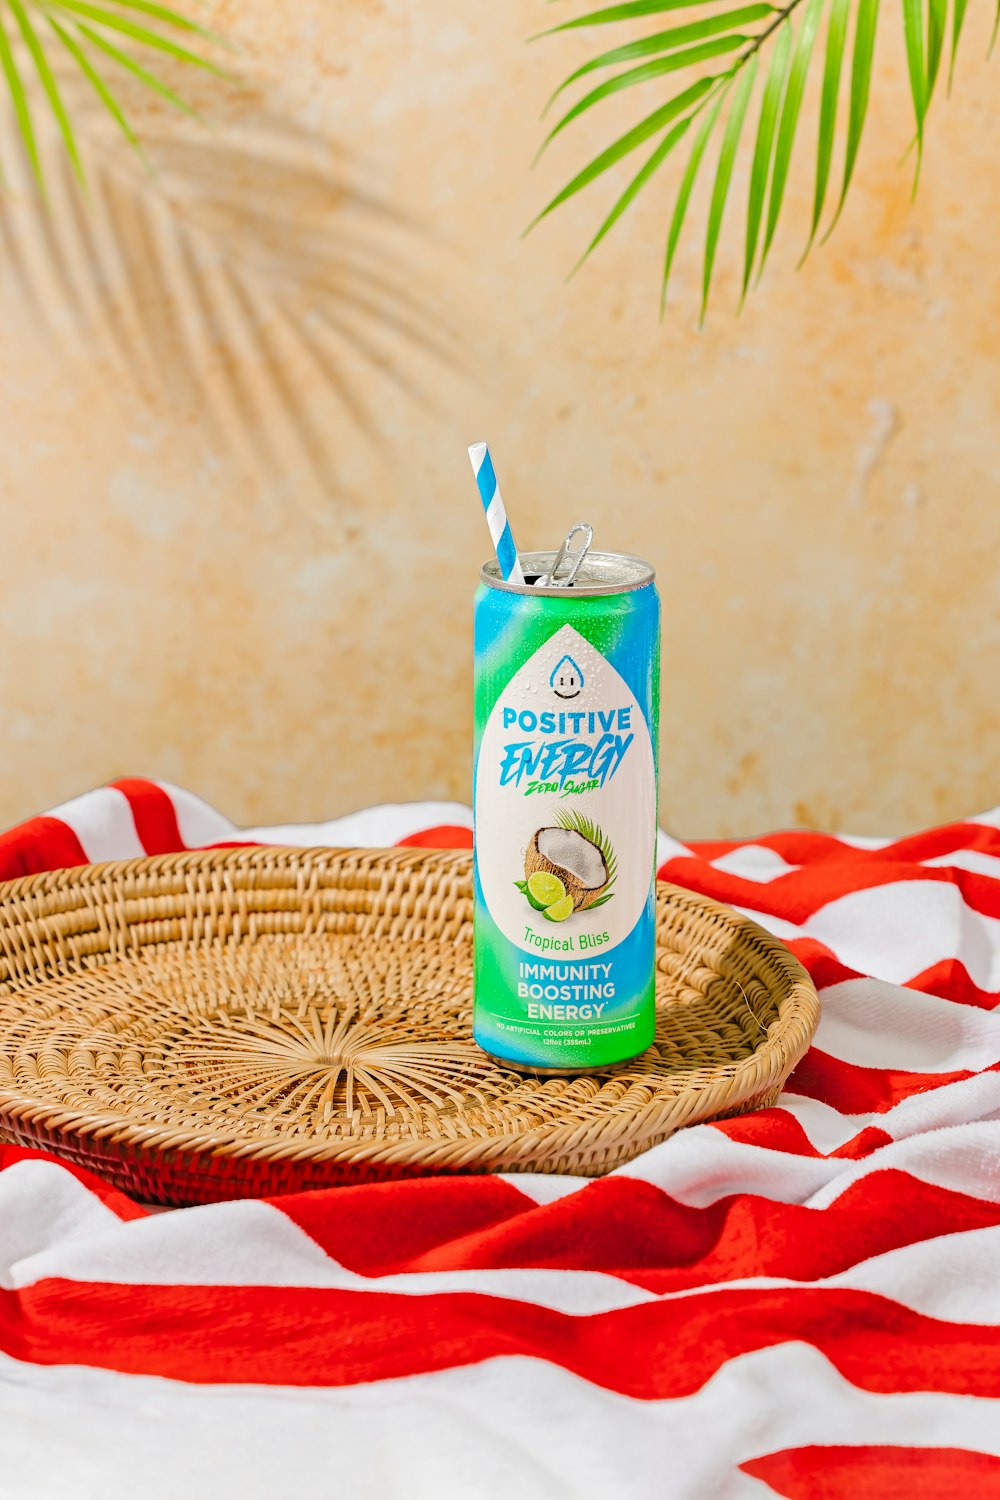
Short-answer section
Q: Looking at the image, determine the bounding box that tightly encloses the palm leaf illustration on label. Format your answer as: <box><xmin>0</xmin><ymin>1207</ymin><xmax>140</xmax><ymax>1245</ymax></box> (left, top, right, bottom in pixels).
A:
<box><xmin>518</xmin><ymin>811</ymin><xmax>617</xmax><ymax>920</ymax></box>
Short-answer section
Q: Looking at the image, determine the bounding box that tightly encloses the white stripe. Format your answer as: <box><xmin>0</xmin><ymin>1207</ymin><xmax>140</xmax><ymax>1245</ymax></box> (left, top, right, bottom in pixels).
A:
<box><xmin>10</xmin><ymin>1151</ymin><xmax>1000</xmax><ymax>1325</ymax></box>
<box><xmin>656</xmin><ymin>832</ymin><xmax>691</xmax><ymax>864</ymax></box>
<box><xmin>46</xmin><ymin>786</ymin><xmax>145</xmax><ymax>862</ymax></box>
<box><xmin>599</xmin><ymin>1117</ymin><xmax>1000</xmax><ymax>1211</ymax></box>
<box><xmin>803</xmin><ymin>881</ymin><xmax>1000</xmax><ymax>991</ymax></box>
<box><xmin>1</xmin><ymin>1345</ymin><xmax>998</xmax><ymax>1500</ymax></box>
<box><xmin>239</xmin><ymin>801</ymin><xmax>473</xmax><ymax>849</ymax></box>
<box><xmin>0</xmin><ymin>1163</ymin><xmax>649</xmax><ymax>1314</ymax></box>
<box><xmin>484</xmin><ymin>489</ymin><xmax>507</xmax><ymax>546</ymax></box>
<box><xmin>731</xmin><ymin>880</ymin><xmax>1000</xmax><ymax>992</ymax></box>
<box><xmin>803</xmin><ymin>1121</ymin><xmax>1000</xmax><ymax>1208</ymax></box>
<box><xmin>780</xmin><ymin>1069</ymin><xmax>1000</xmax><ymax>1154</ymax></box>
<box><xmin>834</xmin><ymin>1223</ymin><xmax>1000</xmax><ymax>1324</ymax></box>
<box><xmin>813</xmin><ymin>977</ymin><xmax>1000</xmax><ymax>1072</ymax></box>
<box><xmin>709</xmin><ymin>846</ymin><xmax>799</xmax><ymax>882</ymax></box>
<box><xmin>157</xmin><ymin>780</ymin><xmax>238</xmax><ymax>848</ymax></box>
<box><xmin>925</xmin><ymin>849</ymin><xmax>1000</xmax><ymax>877</ymax></box>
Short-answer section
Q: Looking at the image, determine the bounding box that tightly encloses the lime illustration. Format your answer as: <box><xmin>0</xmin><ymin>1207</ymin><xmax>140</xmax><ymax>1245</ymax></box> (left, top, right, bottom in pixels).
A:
<box><xmin>526</xmin><ymin>871</ymin><xmax>566</xmax><ymax>910</ymax></box>
<box><xmin>542</xmin><ymin>894</ymin><xmax>575</xmax><ymax>923</ymax></box>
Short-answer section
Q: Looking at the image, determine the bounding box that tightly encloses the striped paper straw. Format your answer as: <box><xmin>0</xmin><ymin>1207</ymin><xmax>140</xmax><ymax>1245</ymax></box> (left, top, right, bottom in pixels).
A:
<box><xmin>468</xmin><ymin>442</ymin><xmax>525</xmax><ymax>585</ymax></box>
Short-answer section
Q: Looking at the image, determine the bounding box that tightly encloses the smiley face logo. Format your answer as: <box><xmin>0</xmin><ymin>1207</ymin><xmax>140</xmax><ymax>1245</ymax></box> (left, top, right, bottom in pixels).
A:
<box><xmin>550</xmin><ymin>654</ymin><xmax>584</xmax><ymax>699</ymax></box>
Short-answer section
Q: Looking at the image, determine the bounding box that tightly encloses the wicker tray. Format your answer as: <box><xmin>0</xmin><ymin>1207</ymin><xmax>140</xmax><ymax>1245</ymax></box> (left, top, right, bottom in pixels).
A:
<box><xmin>0</xmin><ymin>847</ymin><xmax>819</xmax><ymax>1204</ymax></box>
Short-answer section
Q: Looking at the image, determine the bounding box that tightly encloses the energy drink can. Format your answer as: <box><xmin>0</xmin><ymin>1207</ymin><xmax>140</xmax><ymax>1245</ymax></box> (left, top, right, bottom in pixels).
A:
<box><xmin>473</xmin><ymin>550</ymin><xmax>660</xmax><ymax>1073</ymax></box>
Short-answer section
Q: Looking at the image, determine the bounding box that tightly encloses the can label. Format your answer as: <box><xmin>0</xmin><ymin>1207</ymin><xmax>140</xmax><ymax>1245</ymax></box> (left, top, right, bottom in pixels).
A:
<box><xmin>474</xmin><ymin>589</ymin><xmax>658</xmax><ymax>1070</ymax></box>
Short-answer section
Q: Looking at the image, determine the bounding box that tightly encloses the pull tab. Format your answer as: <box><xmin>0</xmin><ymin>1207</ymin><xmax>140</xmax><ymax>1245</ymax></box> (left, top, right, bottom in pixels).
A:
<box><xmin>536</xmin><ymin>523</ymin><xmax>593</xmax><ymax>588</ymax></box>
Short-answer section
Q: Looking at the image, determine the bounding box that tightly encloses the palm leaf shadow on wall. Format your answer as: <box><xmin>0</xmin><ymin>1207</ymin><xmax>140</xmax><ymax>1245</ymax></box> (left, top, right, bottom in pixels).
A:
<box><xmin>0</xmin><ymin>94</ymin><xmax>462</xmax><ymax>506</ymax></box>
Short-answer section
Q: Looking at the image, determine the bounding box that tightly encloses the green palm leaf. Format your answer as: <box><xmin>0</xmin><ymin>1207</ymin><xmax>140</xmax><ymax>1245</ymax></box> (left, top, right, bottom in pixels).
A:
<box><xmin>758</xmin><ymin>0</ymin><xmax>825</xmax><ymax>278</ymax></box>
<box><xmin>0</xmin><ymin>6</ymin><xmax>38</xmax><ymax>181</ymax></box>
<box><xmin>702</xmin><ymin>54</ymin><xmax>757</xmax><ymax>322</ymax></box>
<box><xmin>572</xmin><ymin>108</ymin><xmax>696</xmax><ymax>270</ymax></box>
<box><xmin>533</xmin><ymin>0</ymin><xmax>999</xmax><ymax>317</ymax></box>
<box><xmin>805</xmin><ymin>0</ymin><xmax>849</xmax><ymax>253</ymax></box>
<box><xmin>926</xmin><ymin>0</ymin><xmax>946</xmax><ymax>99</ymax></box>
<box><xmin>661</xmin><ymin>80</ymin><xmax>728</xmax><ymax>313</ymax></box>
<box><xmin>901</xmin><ymin>0</ymin><xmax>926</xmax><ymax>171</ymax></box>
<box><xmin>540</xmin><ymin>35</ymin><xmax>746</xmax><ymax>153</ymax></box>
<box><xmin>742</xmin><ymin>21</ymin><xmax>790</xmax><ymax>299</ymax></box>
<box><xmin>48</xmin><ymin>16</ymin><xmax>142</xmax><ymax>153</ymax></box>
<box><xmin>45</xmin><ymin>0</ymin><xmax>223</xmax><ymax>74</ymax></box>
<box><xmin>75</xmin><ymin>21</ymin><xmax>201</xmax><ymax>116</ymax></box>
<box><xmin>949</xmin><ymin>0</ymin><xmax>970</xmax><ymax>86</ymax></box>
<box><xmin>0</xmin><ymin>0</ymin><xmax>227</xmax><ymax>188</ymax></box>
<box><xmin>11</xmin><ymin>1</ymin><xmax>84</xmax><ymax>184</ymax></box>
<box><xmin>535</xmin><ymin>0</ymin><xmax>734</xmax><ymax>38</ymax></box>
<box><xmin>545</xmin><ymin>5</ymin><xmax>774</xmax><ymax>107</ymax></box>
<box><xmin>826</xmin><ymin>0</ymin><xmax>880</xmax><ymax>235</ymax></box>
<box><xmin>526</xmin><ymin>76</ymin><xmax>717</xmax><ymax>230</ymax></box>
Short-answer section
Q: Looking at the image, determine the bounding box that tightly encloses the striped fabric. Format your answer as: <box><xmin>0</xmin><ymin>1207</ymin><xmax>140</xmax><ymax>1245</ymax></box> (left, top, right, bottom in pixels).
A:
<box><xmin>1</xmin><ymin>779</ymin><xmax>999</xmax><ymax>1499</ymax></box>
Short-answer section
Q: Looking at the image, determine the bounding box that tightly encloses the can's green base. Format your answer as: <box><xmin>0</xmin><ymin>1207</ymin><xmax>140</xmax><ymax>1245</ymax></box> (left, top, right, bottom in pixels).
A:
<box><xmin>477</xmin><ymin>1043</ymin><xmax>652</xmax><ymax>1077</ymax></box>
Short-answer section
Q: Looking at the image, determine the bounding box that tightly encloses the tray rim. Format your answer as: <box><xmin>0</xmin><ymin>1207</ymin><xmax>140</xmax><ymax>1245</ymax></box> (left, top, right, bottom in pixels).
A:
<box><xmin>0</xmin><ymin>846</ymin><xmax>820</xmax><ymax>1177</ymax></box>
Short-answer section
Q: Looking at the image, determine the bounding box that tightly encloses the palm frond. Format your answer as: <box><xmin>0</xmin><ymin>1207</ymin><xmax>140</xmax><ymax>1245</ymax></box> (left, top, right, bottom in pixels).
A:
<box><xmin>0</xmin><ymin>0</ymin><xmax>226</xmax><ymax>189</ymax></box>
<box><xmin>926</xmin><ymin>0</ymin><xmax>946</xmax><ymax>97</ymax></box>
<box><xmin>661</xmin><ymin>80</ymin><xmax>727</xmax><ymax>312</ymax></box>
<box><xmin>531</xmin><ymin>0</ymin><xmax>995</xmax><ymax>318</ymax></box>
<box><xmin>901</xmin><ymin>0</ymin><xmax>927</xmax><ymax>176</ymax></box>
<box><xmin>702</xmin><ymin>54</ymin><xmax>757</xmax><ymax>322</ymax></box>
<box><xmin>743</xmin><ymin>21</ymin><xmax>790</xmax><ymax>300</ymax></box>
<box><xmin>544</xmin><ymin>5</ymin><xmax>774</xmax><ymax>109</ymax></box>
<box><xmin>804</xmin><ymin>0</ymin><xmax>849</xmax><ymax>255</ymax></box>
<box><xmin>949</xmin><ymin>0</ymin><xmax>970</xmax><ymax>85</ymax></box>
<box><xmin>825</xmin><ymin>0</ymin><xmax>879</xmax><ymax>236</ymax></box>
<box><xmin>758</xmin><ymin>0</ymin><xmax>825</xmax><ymax>280</ymax></box>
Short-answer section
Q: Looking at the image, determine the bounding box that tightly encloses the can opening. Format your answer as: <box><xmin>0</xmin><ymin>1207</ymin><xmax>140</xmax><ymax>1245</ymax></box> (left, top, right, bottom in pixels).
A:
<box><xmin>481</xmin><ymin>552</ymin><xmax>655</xmax><ymax>596</ymax></box>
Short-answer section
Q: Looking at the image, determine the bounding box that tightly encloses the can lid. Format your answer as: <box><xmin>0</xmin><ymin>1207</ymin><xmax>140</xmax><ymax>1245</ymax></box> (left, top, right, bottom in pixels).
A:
<box><xmin>481</xmin><ymin>550</ymin><xmax>654</xmax><ymax>597</ymax></box>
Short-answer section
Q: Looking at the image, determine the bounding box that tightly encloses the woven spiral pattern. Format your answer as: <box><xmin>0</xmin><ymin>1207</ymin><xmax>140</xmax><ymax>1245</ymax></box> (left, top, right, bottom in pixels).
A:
<box><xmin>0</xmin><ymin>848</ymin><xmax>819</xmax><ymax>1204</ymax></box>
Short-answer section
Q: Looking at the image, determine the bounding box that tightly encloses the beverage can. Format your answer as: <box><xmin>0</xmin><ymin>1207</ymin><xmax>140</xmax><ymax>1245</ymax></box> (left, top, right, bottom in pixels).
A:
<box><xmin>473</xmin><ymin>550</ymin><xmax>660</xmax><ymax>1073</ymax></box>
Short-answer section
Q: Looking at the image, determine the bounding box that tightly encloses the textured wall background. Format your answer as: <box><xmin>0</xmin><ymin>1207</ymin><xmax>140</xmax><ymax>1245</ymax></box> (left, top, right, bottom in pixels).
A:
<box><xmin>0</xmin><ymin>0</ymin><xmax>998</xmax><ymax>836</ymax></box>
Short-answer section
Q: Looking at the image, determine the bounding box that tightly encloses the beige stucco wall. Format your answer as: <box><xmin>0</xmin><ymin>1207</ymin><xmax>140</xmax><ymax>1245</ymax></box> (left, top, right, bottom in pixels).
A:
<box><xmin>1</xmin><ymin>1</ymin><xmax>998</xmax><ymax>837</ymax></box>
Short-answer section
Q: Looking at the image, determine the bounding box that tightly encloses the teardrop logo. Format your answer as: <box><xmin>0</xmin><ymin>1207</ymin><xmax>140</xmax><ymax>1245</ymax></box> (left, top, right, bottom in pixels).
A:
<box><xmin>550</xmin><ymin>654</ymin><xmax>584</xmax><ymax>699</ymax></box>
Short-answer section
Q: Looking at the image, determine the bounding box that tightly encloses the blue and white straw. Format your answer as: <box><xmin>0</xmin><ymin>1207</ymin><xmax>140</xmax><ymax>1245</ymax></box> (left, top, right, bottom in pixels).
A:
<box><xmin>468</xmin><ymin>442</ymin><xmax>525</xmax><ymax>585</ymax></box>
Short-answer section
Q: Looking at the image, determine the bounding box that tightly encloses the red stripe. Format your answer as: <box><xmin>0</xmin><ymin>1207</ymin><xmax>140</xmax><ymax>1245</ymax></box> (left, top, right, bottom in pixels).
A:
<box><xmin>787</xmin><ymin>1048</ymin><xmax>978</xmax><ymax>1115</ymax></box>
<box><xmin>0</xmin><ymin>816</ymin><xmax>87</xmax><ymax>882</ymax></box>
<box><xmin>396</xmin><ymin>824</ymin><xmax>473</xmax><ymax>850</ymax></box>
<box><xmin>785</xmin><ymin>939</ymin><xmax>862</xmax><ymax>989</ymax></box>
<box><xmin>110</xmin><ymin>778</ymin><xmax>186</xmax><ymax>856</ymax></box>
<box><xmin>740</xmin><ymin>1445</ymin><xmax>1000</xmax><ymax>1498</ymax></box>
<box><xmin>277</xmin><ymin>1171</ymin><xmax>1000</xmax><ymax>1294</ymax></box>
<box><xmin>711</xmin><ymin>1108</ymin><xmax>893</xmax><ymax>1160</ymax></box>
<box><xmin>658</xmin><ymin>857</ymin><xmax>1000</xmax><ymax>923</ymax></box>
<box><xmin>3</xmin><ymin>1280</ymin><xmax>997</xmax><ymax>1396</ymax></box>
<box><xmin>908</xmin><ymin>958</ymin><xmax>999</xmax><ymax>1010</ymax></box>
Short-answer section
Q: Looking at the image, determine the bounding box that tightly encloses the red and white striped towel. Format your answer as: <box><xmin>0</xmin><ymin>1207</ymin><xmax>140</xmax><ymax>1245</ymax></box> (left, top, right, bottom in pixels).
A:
<box><xmin>1</xmin><ymin>779</ymin><xmax>999</xmax><ymax>1499</ymax></box>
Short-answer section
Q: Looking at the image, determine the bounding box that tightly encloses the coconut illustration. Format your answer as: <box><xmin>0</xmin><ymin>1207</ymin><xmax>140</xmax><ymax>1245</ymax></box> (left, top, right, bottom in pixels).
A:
<box><xmin>524</xmin><ymin>814</ymin><xmax>616</xmax><ymax>913</ymax></box>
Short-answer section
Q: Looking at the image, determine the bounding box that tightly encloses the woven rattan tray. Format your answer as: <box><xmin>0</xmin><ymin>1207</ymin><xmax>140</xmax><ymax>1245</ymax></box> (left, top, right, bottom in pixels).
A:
<box><xmin>0</xmin><ymin>847</ymin><xmax>819</xmax><ymax>1204</ymax></box>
